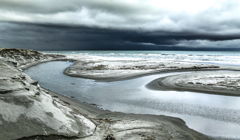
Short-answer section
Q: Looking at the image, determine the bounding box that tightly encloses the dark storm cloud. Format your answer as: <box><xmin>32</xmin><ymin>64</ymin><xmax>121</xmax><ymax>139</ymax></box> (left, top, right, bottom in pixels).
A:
<box><xmin>0</xmin><ymin>0</ymin><xmax>240</xmax><ymax>50</ymax></box>
<box><xmin>1</xmin><ymin>22</ymin><xmax>240</xmax><ymax>51</ymax></box>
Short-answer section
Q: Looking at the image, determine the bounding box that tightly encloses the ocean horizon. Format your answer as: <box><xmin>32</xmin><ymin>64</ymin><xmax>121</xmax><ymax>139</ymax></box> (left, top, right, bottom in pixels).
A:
<box><xmin>42</xmin><ymin>50</ymin><xmax>240</xmax><ymax>66</ymax></box>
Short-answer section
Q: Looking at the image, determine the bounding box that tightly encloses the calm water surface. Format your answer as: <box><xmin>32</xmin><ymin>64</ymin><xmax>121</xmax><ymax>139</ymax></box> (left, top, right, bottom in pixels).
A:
<box><xmin>24</xmin><ymin>61</ymin><xmax>240</xmax><ymax>138</ymax></box>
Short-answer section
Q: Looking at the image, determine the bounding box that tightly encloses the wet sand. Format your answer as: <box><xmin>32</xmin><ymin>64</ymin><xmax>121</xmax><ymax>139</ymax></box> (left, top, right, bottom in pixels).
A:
<box><xmin>44</xmin><ymin>86</ymin><xmax>211</xmax><ymax>140</ymax></box>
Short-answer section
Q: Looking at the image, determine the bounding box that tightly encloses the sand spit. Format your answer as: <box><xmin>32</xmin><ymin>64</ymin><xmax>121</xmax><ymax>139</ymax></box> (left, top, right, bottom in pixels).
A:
<box><xmin>64</xmin><ymin>55</ymin><xmax>220</xmax><ymax>80</ymax></box>
<box><xmin>0</xmin><ymin>48</ymin><xmax>211</xmax><ymax>139</ymax></box>
<box><xmin>148</xmin><ymin>71</ymin><xmax>240</xmax><ymax>96</ymax></box>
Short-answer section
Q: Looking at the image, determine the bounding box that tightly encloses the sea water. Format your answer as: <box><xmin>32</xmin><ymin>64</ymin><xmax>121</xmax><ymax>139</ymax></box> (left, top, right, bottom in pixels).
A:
<box><xmin>42</xmin><ymin>51</ymin><xmax>240</xmax><ymax>65</ymax></box>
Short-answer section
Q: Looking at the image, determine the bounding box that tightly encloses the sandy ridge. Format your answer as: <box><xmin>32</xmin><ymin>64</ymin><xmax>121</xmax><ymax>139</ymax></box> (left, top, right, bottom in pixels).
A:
<box><xmin>64</xmin><ymin>54</ymin><xmax>221</xmax><ymax>81</ymax></box>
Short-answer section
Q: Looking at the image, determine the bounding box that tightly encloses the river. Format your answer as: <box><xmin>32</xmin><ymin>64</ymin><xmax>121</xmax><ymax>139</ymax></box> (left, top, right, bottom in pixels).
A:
<box><xmin>24</xmin><ymin>61</ymin><xmax>240</xmax><ymax>139</ymax></box>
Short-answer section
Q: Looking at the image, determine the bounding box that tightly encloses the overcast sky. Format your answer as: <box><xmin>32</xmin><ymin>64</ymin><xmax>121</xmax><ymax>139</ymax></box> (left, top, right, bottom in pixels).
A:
<box><xmin>0</xmin><ymin>0</ymin><xmax>240</xmax><ymax>50</ymax></box>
